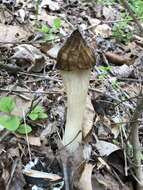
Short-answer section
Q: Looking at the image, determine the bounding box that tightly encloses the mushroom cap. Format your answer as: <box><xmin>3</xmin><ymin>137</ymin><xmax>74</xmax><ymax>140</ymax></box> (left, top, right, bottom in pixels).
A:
<box><xmin>56</xmin><ymin>30</ymin><xmax>96</xmax><ymax>71</ymax></box>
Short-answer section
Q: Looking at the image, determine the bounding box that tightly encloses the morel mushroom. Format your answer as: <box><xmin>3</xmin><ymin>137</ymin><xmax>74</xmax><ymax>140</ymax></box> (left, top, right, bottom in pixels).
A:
<box><xmin>56</xmin><ymin>30</ymin><xmax>96</xmax><ymax>152</ymax></box>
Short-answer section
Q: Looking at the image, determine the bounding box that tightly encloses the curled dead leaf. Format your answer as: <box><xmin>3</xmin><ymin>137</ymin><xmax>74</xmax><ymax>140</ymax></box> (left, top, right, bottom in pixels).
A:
<box><xmin>105</xmin><ymin>51</ymin><xmax>135</xmax><ymax>65</ymax></box>
<box><xmin>78</xmin><ymin>163</ymin><xmax>94</xmax><ymax>190</ymax></box>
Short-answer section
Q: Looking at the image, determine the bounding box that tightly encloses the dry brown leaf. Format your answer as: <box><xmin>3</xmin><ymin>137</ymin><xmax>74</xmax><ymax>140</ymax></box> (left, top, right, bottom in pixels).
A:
<box><xmin>7</xmin><ymin>147</ymin><xmax>20</xmax><ymax>157</ymax></box>
<box><xmin>105</xmin><ymin>51</ymin><xmax>134</xmax><ymax>65</ymax></box>
<box><xmin>82</xmin><ymin>96</ymin><xmax>95</xmax><ymax>138</ymax></box>
<box><xmin>92</xmin><ymin>24</ymin><xmax>112</xmax><ymax>38</ymax></box>
<box><xmin>11</xmin><ymin>44</ymin><xmax>45</xmax><ymax>72</ymax></box>
<box><xmin>0</xmin><ymin>24</ymin><xmax>31</xmax><ymax>43</ymax></box>
<box><xmin>23</xmin><ymin>169</ymin><xmax>62</xmax><ymax>181</ymax></box>
<box><xmin>47</xmin><ymin>45</ymin><xmax>61</xmax><ymax>59</ymax></box>
<box><xmin>78</xmin><ymin>163</ymin><xmax>94</xmax><ymax>190</ymax></box>
<box><xmin>95</xmin><ymin>140</ymin><xmax>120</xmax><ymax>156</ymax></box>
<box><xmin>111</xmin><ymin>64</ymin><xmax>133</xmax><ymax>78</ymax></box>
<box><xmin>92</xmin><ymin>170</ymin><xmax>131</xmax><ymax>190</ymax></box>
<box><xmin>28</xmin><ymin>136</ymin><xmax>41</xmax><ymax>146</ymax></box>
<box><xmin>88</xmin><ymin>17</ymin><xmax>101</xmax><ymax>27</ymax></box>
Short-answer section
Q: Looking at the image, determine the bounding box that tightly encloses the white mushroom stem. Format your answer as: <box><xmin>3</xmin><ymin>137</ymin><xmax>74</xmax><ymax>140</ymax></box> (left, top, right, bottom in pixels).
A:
<box><xmin>61</xmin><ymin>69</ymin><xmax>90</xmax><ymax>152</ymax></box>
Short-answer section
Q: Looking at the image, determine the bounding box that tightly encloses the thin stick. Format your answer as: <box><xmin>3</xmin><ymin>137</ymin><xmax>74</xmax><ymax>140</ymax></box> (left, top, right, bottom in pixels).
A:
<box><xmin>129</xmin><ymin>95</ymin><xmax>143</xmax><ymax>189</ymax></box>
<box><xmin>22</xmin><ymin>109</ymin><xmax>32</xmax><ymax>161</ymax></box>
<box><xmin>0</xmin><ymin>88</ymin><xmax>62</xmax><ymax>95</ymax></box>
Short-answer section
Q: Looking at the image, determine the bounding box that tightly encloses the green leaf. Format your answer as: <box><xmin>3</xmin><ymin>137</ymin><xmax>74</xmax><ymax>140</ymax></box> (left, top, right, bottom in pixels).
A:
<box><xmin>29</xmin><ymin>113</ymin><xmax>38</xmax><ymax>120</ymax></box>
<box><xmin>99</xmin><ymin>66</ymin><xmax>112</xmax><ymax>72</ymax></box>
<box><xmin>53</xmin><ymin>18</ymin><xmax>61</xmax><ymax>29</ymax></box>
<box><xmin>17</xmin><ymin>124</ymin><xmax>32</xmax><ymax>134</ymax></box>
<box><xmin>39</xmin><ymin>25</ymin><xmax>50</xmax><ymax>33</ymax></box>
<box><xmin>0</xmin><ymin>96</ymin><xmax>15</xmax><ymax>113</ymax></box>
<box><xmin>38</xmin><ymin>112</ymin><xmax>48</xmax><ymax>119</ymax></box>
<box><xmin>28</xmin><ymin>105</ymin><xmax>47</xmax><ymax>120</ymax></box>
<box><xmin>0</xmin><ymin>115</ymin><xmax>20</xmax><ymax>131</ymax></box>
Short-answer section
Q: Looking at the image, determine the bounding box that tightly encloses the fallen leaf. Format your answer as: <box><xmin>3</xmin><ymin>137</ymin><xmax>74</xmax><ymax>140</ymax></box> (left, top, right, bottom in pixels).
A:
<box><xmin>95</xmin><ymin>140</ymin><xmax>120</xmax><ymax>156</ymax></box>
<box><xmin>93</xmin><ymin>24</ymin><xmax>112</xmax><ymax>38</ymax></box>
<box><xmin>41</xmin><ymin>0</ymin><xmax>60</xmax><ymax>11</ymax></box>
<box><xmin>27</xmin><ymin>136</ymin><xmax>41</xmax><ymax>146</ymax></box>
<box><xmin>47</xmin><ymin>45</ymin><xmax>61</xmax><ymax>59</ymax></box>
<box><xmin>78</xmin><ymin>163</ymin><xmax>94</xmax><ymax>190</ymax></box>
<box><xmin>11</xmin><ymin>44</ymin><xmax>45</xmax><ymax>72</ymax></box>
<box><xmin>105</xmin><ymin>51</ymin><xmax>134</xmax><ymax>65</ymax></box>
<box><xmin>0</xmin><ymin>24</ymin><xmax>31</xmax><ymax>43</ymax></box>
<box><xmin>111</xmin><ymin>64</ymin><xmax>133</xmax><ymax>78</ymax></box>
<box><xmin>102</xmin><ymin>6</ymin><xmax>120</xmax><ymax>21</ymax></box>
<box><xmin>88</xmin><ymin>17</ymin><xmax>101</xmax><ymax>27</ymax></box>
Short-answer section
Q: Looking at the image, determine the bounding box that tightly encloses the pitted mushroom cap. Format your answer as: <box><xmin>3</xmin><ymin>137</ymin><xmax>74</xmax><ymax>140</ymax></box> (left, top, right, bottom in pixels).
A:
<box><xmin>56</xmin><ymin>30</ymin><xmax>96</xmax><ymax>71</ymax></box>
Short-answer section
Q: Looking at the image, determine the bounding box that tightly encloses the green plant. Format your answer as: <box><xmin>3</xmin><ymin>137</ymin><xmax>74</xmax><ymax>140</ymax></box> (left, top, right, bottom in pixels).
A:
<box><xmin>97</xmin><ymin>66</ymin><xmax>112</xmax><ymax>79</ymax></box>
<box><xmin>129</xmin><ymin>0</ymin><xmax>143</xmax><ymax>19</ymax></box>
<box><xmin>28</xmin><ymin>105</ymin><xmax>48</xmax><ymax>121</ymax></box>
<box><xmin>0</xmin><ymin>96</ymin><xmax>47</xmax><ymax>134</ymax></box>
<box><xmin>38</xmin><ymin>18</ymin><xmax>62</xmax><ymax>41</ymax></box>
<box><xmin>112</xmin><ymin>0</ymin><xmax>143</xmax><ymax>43</ymax></box>
<box><xmin>112</xmin><ymin>13</ymin><xmax>133</xmax><ymax>43</ymax></box>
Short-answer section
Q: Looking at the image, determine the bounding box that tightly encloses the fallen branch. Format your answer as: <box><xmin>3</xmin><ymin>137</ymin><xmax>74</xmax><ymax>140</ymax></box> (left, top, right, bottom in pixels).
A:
<box><xmin>129</xmin><ymin>95</ymin><xmax>143</xmax><ymax>190</ymax></box>
<box><xmin>0</xmin><ymin>88</ymin><xmax>62</xmax><ymax>95</ymax></box>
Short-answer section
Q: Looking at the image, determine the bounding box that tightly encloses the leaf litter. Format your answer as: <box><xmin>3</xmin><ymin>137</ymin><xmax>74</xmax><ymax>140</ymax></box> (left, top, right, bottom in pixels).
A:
<box><xmin>0</xmin><ymin>0</ymin><xmax>143</xmax><ymax>190</ymax></box>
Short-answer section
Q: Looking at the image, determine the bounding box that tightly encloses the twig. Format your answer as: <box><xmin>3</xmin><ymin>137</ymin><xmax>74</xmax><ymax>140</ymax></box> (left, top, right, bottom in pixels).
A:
<box><xmin>19</xmin><ymin>72</ymin><xmax>61</xmax><ymax>82</ymax></box>
<box><xmin>111</xmin><ymin>120</ymin><xmax>143</xmax><ymax>125</ymax></box>
<box><xmin>0</xmin><ymin>88</ymin><xmax>62</xmax><ymax>95</ymax></box>
<box><xmin>0</xmin><ymin>62</ymin><xmax>61</xmax><ymax>83</ymax></box>
<box><xmin>114</xmin><ymin>95</ymin><xmax>141</xmax><ymax>108</ymax></box>
<box><xmin>117</xmin><ymin>77</ymin><xmax>143</xmax><ymax>83</ymax></box>
<box><xmin>6</xmin><ymin>158</ymin><xmax>18</xmax><ymax>190</ymax></box>
<box><xmin>120</xmin><ymin>124</ymin><xmax>128</xmax><ymax>176</ymax></box>
<box><xmin>22</xmin><ymin>109</ymin><xmax>32</xmax><ymax>161</ymax></box>
<box><xmin>0</xmin><ymin>34</ymin><xmax>66</xmax><ymax>45</ymax></box>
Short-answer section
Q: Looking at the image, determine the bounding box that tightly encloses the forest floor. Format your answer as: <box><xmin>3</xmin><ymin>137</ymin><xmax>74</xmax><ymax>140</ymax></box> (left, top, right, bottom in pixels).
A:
<box><xmin>0</xmin><ymin>0</ymin><xmax>143</xmax><ymax>190</ymax></box>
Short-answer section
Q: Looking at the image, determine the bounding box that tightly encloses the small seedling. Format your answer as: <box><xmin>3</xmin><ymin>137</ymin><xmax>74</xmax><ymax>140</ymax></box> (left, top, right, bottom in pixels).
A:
<box><xmin>112</xmin><ymin>12</ymin><xmax>133</xmax><ymax>44</ymax></box>
<box><xmin>0</xmin><ymin>96</ymin><xmax>47</xmax><ymax>134</ymax></box>
<box><xmin>16</xmin><ymin>124</ymin><xmax>32</xmax><ymax>134</ymax></box>
<box><xmin>28</xmin><ymin>105</ymin><xmax>48</xmax><ymax>121</ymax></box>
<box><xmin>38</xmin><ymin>18</ymin><xmax>62</xmax><ymax>41</ymax></box>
